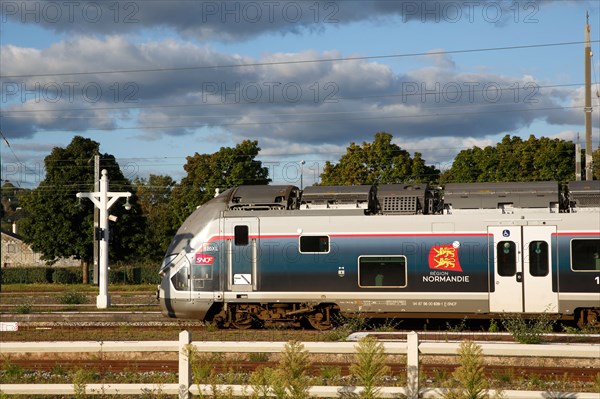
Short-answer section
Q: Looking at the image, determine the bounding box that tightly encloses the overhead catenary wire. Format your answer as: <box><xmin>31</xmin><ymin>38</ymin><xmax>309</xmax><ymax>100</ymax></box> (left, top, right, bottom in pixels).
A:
<box><xmin>1</xmin><ymin>40</ymin><xmax>599</xmax><ymax>79</ymax></box>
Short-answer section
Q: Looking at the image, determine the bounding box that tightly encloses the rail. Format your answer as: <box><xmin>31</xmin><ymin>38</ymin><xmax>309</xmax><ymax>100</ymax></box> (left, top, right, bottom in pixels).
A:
<box><xmin>0</xmin><ymin>331</ymin><xmax>598</xmax><ymax>398</ymax></box>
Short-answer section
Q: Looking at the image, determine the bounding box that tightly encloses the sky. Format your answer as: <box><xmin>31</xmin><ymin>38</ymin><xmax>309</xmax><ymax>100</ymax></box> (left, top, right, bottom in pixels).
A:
<box><xmin>1</xmin><ymin>0</ymin><xmax>599</xmax><ymax>189</ymax></box>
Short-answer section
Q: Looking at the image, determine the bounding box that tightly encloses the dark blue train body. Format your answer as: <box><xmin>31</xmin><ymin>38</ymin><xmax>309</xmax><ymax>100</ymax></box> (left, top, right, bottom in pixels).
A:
<box><xmin>159</xmin><ymin>181</ymin><xmax>600</xmax><ymax>329</ymax></box>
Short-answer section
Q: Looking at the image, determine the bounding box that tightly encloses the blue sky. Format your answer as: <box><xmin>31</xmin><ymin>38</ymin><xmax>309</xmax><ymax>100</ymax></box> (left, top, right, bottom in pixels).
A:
<box><xmin>1</xmin><ymin>0</ymin><xmax>599</xmax><ymax>188</ymax></box>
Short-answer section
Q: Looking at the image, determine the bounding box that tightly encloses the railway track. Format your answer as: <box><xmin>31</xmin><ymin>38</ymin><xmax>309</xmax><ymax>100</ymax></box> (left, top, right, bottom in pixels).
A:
<box><xmin>5</xmin><ymin>358</ymin><xmax>599</xmax><ymax>383</ymax></box>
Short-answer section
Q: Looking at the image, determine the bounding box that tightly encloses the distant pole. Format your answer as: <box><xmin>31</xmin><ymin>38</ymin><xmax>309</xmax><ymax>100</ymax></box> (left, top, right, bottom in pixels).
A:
<box><xmin>584</xmin><ymin>12</ymin><xmax>593</xmax><ymax>181</ymax></box>
<box><xmin>576</xmin><ymin>142</ymin><xmax>582</xmax><ymax>181</ymax></box>
<box><xmin>77</xmin><ymin>170</ymin><xmax>131</xmax><ymax>309</ymax></box>
<box><xmin>300</xmin><ymin>160</ymin><xmax>305</xmax><ymax>190</ymax></box>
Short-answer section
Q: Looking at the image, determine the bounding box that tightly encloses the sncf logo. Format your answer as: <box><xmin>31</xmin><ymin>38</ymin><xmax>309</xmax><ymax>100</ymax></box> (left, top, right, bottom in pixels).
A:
<box><xmin>195</xmin><ymin>253</ymin><xmax>214</xmax><ymax>265</ymax></box>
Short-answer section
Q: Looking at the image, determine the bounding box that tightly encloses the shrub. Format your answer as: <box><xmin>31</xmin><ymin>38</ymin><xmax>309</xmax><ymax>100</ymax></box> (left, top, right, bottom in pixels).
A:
<box><xmin>501</xmin><ymin>313</ymin><xmax>555</xmax><ymax>344</ymax></box>
<box><xmin>443</xmin><ymin>341</ymin><xmax>490</xmax><ymax>399</ymax></box>
<box><xmin>349</xmin><ymin>336</ymin><xmax>390</xmax><ymax>399</ymax></box>
<box><xmin>52</xmin><ymin>268</ymin><xmax>79</xmax><ymax>284</ymax></box>
<box><xmin>1</xmin><ymin>267</ymin><xmax>49</xmax><ymax>284</ymax></box>
<box><xmin>59</xmin><ymin>290</ymin><xmax>87</xmax><ymax>305</ymax></box>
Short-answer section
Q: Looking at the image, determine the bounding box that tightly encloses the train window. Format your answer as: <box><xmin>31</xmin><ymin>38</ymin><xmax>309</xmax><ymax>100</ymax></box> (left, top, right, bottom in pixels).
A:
<box><xmin>571</xmin><ymin>239</ymin><xmax>600</xmax><ymax>271</ymax></box>
<box><xmin>529</xmin><ymin>241</ymin><xmax>549</xmax><ymax>277</ymax></box>
<box><xmin>171</xmin><ymin>266</ymin><xmax>189</xmax><ymax>291</ymax></box>
<box><xmin>497</xmin><ymin>241</ymin><xmax>516</xmax><ymax>276</ymax></box>
<box><xmin>299</xmin><ymin>235</ymin><xmax>329</xmax><ymax>253</ymax></box>
<box><xmin>234</xmin><ymin>225</ymin><xmax>249</xmax><ymax>246</ymax></box>
<box><xmin>358</xmin><ymin>256</ymin><xmax>407</xmax><ymax>288</ymax></box>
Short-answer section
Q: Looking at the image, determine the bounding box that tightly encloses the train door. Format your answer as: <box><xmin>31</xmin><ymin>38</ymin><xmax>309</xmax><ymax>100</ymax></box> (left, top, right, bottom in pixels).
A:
<box><xmin>489</xmin><ymin>225</ymin><xmax>557</xmax><ymax>313</ymax></box>
<box><xmin>224</xmin><ymin>218</ymin><xmax>259</xmax><ymax>292</ymax></box>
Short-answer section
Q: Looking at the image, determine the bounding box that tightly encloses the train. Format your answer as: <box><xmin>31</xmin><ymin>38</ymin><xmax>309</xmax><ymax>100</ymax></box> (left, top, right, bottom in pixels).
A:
<box><xmin>158</xmin><ymin>180</ymin><xmax>600</xmax><ymax>329</ymax></box>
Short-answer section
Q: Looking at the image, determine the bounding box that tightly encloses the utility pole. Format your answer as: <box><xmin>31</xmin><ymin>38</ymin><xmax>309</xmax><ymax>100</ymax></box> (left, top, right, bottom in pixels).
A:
<box><xmin>77</xmin><ymin>170</ymin><xmax>131</xmax><ymax>309</ymax></box>
<box><xmin>93</xmin><ymin>154</ymin><xmax>100</xmax><ymax>285</ymax></box>
<box><xmin>584</xmin><ymin>12</ymin><xmax>593</xmax><ymax>181</ymax></box>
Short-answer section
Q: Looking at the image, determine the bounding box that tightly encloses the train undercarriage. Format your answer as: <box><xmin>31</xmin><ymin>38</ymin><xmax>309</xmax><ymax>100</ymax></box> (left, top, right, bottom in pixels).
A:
<box><xmin>207</xmin><ymin>302</ymin><xmax>600</xmax><ymax>331</ymax></box>
<box><xmin>210</xmin><ymin>302</ymin><xmax>340</xmax><ymax>330</ymax></box>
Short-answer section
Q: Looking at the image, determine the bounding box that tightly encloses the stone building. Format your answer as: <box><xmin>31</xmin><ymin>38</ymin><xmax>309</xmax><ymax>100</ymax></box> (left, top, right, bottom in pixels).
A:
<box><xmin>1</xmin><ymin>226</ymin><xmax>79</xmax><ymax>268</ymax></box>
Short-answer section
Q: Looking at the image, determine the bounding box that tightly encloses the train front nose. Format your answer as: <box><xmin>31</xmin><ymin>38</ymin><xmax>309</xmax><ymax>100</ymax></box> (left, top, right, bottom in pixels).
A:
<box><xmin>158</xmin><ymin>252</ymin><xmax>215</xmax><ymax>320</ymax></box>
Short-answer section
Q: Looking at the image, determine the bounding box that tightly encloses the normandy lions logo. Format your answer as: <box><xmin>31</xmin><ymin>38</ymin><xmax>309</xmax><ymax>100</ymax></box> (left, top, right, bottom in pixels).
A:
<box><xmin>428</xmin><ymin>241</ymin><xmax>462</xmax><ymax>272</ymax></box>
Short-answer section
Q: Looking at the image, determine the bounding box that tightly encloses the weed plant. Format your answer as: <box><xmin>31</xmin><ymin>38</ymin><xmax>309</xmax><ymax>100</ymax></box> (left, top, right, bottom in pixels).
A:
<box><xmin>59</xmin><ymin>290</ymin><xmax>88</xmax><ymax>305</ymax></box>
<box><xmin>442</xmin><ymin>340</ymin><xmax>502</xmax><ymax>399</ymax></box>
<box><xmin>347</xmin><ymin>336</ymin><xmax>391</xmax><ymax>399</ymax></box>
<box><xmin>15</xmin><ymin>300</ymin><xmax>32</xmax><ymax>314</ymax></box>
<box><xmin>501</xmin><ymin>313</ymin><xmax>555</xmax><ymax>344</ymax></box>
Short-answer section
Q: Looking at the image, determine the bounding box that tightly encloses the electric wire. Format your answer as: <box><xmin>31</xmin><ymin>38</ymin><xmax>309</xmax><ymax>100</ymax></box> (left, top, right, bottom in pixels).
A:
<box><xmin>2</xmin><ymin>40</ymin><xmax>598</xmax><ymax>79</ymax></box>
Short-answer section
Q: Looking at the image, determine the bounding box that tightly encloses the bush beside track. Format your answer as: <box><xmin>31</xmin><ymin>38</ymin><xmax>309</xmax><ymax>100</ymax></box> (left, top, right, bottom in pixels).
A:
<box><xmin>0</xmin><ymin>264</ymin><xmax>160</xmax><ymax>285</ymax></box>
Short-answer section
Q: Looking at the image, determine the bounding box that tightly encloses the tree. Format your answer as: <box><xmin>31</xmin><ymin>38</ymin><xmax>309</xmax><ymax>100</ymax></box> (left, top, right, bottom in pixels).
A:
<box><xmin>132</xmin><ymin>174</ymin><xmax>176</xmax><ymax>260</ymax></box>
<box><xmin>592</xmin><ymin>146</ymin><xmax>600</xmax><ymax>180</ymax></box>
<box><xmin>19</xmin><ymin>136</ymin><xmax>145</xmax><ymax>282</ymax></box>
<box><xmin>441</xmin><ymin>134</ymin><xmax>576</xmax><ymax>183</ymax></box>
<box><xmin>320</xmin><ymin>132</ymin><xmax>440</xmax><ymax>185</ymax></box>
<box><xmin>170</xmin><ymin>140</ymin><xmax>270</xmax><ymax>226</ymax></box>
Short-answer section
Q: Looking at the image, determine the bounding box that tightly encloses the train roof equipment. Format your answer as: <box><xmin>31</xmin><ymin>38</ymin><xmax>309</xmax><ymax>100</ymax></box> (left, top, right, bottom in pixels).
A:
<box><xmin>567</xmin><ymin>180</ymin><xmax>600</xmax><ymax>210</ymax></box>
<box><xmin>300</xmin><ymin>185</ymin><xmax>376</xmax><ymax>211</ymax></box>
<box><xmin>227</xmin><ymin>185</ymin><xmax>300</xmax><ymax>211</ymax></box>
<box><xmin>443</xmin><ymin>181</ymin><xmax>560</xmax><ymax>213</ymax></box>
<box><xmin>376</xmin><ymin>184</ymin><xmax>436</xmax><ymax>215</ymax></box>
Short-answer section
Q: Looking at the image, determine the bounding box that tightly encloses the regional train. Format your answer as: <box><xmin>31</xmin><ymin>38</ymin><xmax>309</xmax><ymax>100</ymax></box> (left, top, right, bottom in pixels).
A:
<box><xmin>158</xmin><ymin>181</ymin><xmax>600</xmax><ymax>329</ymax></box>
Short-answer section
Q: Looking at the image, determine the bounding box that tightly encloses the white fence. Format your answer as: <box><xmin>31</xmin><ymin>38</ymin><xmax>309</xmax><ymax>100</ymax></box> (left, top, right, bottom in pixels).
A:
<box><xmin>0</xmin><ymin>331</ymin><xmax>598</xmax><ymax>398</ymax></box>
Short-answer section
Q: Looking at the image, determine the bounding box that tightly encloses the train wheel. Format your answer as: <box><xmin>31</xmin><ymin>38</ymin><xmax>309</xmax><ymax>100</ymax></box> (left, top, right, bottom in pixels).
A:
<box><xmin>304</xmin><ymin>308</ymin><xmax>333</xmax><ymax>331</ymax></box>
<box><xmin>230</xmin><ymin>305</ymin><xmax>255</xmax><ymax>329</ymax></box>
<box><xmin>231</xmin><ymin>314</ymin><xmax>254</xmax><ymax>329</ymax></box>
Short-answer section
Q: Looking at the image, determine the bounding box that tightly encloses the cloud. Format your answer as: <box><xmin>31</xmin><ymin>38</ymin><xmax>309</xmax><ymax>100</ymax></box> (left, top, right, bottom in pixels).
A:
<box><xmin>0</xmin><ymin>36</ymin><xmax>585</xmax><ymax>168</ymax></box>
<box><xmin>2</xmin><ymin>0</ymin><xmax>591</xmax><ymax>41</ymax></box>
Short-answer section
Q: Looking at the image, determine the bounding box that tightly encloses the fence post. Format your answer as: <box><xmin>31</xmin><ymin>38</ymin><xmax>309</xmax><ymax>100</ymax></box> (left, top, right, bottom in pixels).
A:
<box><xmin>179</xmin><ymin>330</ymin><xmax>192</xmax><ymax>399</ymax></box>
<box><xmin>406</xmin><ymin>331</ymin><xmax>419</xmax><ymax>399</ymax></box>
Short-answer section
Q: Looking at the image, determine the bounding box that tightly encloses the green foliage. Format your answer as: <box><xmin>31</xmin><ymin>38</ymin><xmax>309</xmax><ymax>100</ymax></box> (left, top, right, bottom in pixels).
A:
<box><xmin>348</xmin><ymin>336</ymin><xmax>390</xmax><ymax>399</ymax></box>
<box><xmin>488</xmin><ymin>319</ymin><xmax>499</xmax><ymax>333</ymax></box>
<box><xmin>442</xmin><ymin>341</ymin><xmax>489</xmax><ymax>399</ymax></box>
<box><xmin>15</xmin><ymin>300</ymin><xmax>33</xmax><ymax>314</ymax></box>
<box><xmin>446</xmin><ymin>317</ymin><xmax>469</xmax><ymax>332</ymax></box>
<box><xmin>247</xmin><ymin>352</ymin><xmax>270</xmax><ymax>362</ymax></box>
<box><xmin>318</xmin><ymin>365</ymin><xmax>342</xmax><ymax>385</ymax></box>
<box><xmin>170</xmin><ymin>140</ymin><xmax>270</xmax><ymax>227</ymax></box>
<box><xmin>132</xmin><ymin>174</ymin><xmax>177</xmax><ymax>261</ymax></box>
<box><xmin>59</xmin><ymin>290</ymin><xmax>87</xmax><ymax>305</ymax></box>
<box><xmin>501</xmin><ymin>313</ymin><xmax>555</xmax><ymax>344</ymax></box>
<box><xmin>0</xmin><ymin>265</ymin><xmax>158</xmax><ymax>285</ymax></box>
<box><xmin>0</xmin><ymin>267</ymin><xmax>50</xmax><ymax>284</ymax></box>
<box><xmin>320</xmin><ymin>132</ymin><xmax>440</xmax><ymax>185</ymax></box>
<box><xmin>441</xmin><ymin>134</ymin><xmax>576</xmax><ymax>183</ymax></box>
<box><xmin>51</xmin><ymin>268</ymin><xmax>81</xmax><ymax>284</ymax></box>
<box><xmin>1</xmin><ymin>360</ymin><xmax>24</xmax><ymax>381</ymax></box>
<box><xmin>18</xmin><ymin>136</ymin><xmax>147</xmax><ymax>279</ymax></box>
<box><xmin>593</xmin><ymin>146</ymin><xmax>600</xmax><ymax>180</ymax></box>
<box><xmin>277</xmin><ymin>341</ymin><xmax>313</xmax><ymax>399</ymax></box>
<box><xmin>249</xmin><ymin>366</ymin><xmax>277</xmax><ymax>399</ymax></box>
<box><xmin>71</xmin><ymin>367</ymin><xmax>96</xmax><ymax>398</ymax></box>
<box><xmin>248</xmin><ymin>341</ymin><xmax>313</xmax><ymax>399</ymax></box>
